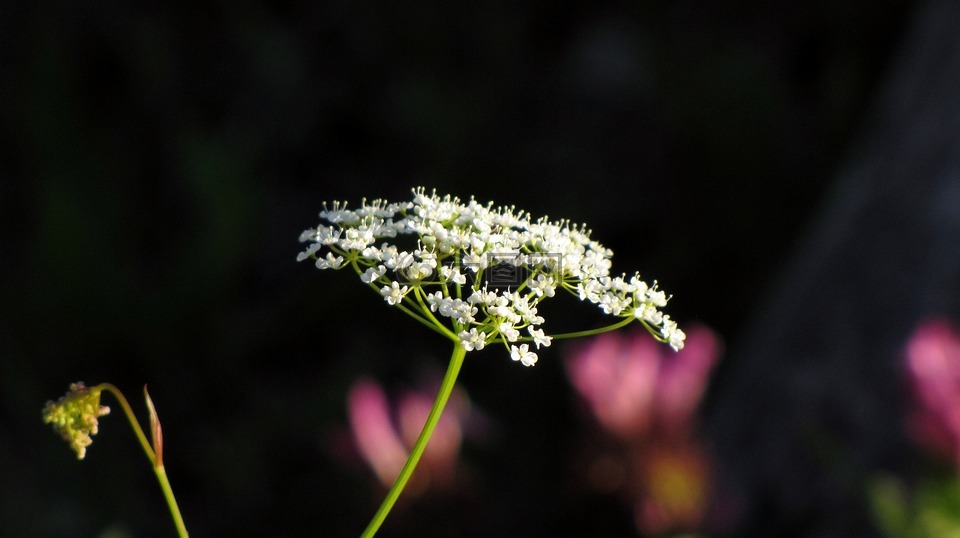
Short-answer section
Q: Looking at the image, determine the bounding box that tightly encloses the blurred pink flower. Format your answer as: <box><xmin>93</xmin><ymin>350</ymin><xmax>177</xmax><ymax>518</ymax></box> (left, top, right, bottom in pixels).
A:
<box><xmin>905</xmin><ymin>319</ymin><xmax>960</xmax><ymax>465</ymax></box>
<box><xmin>565</xmin><ymin>325</ymin><xmax>721</xmax><ymax>441</ymax></box>
<box><xmin>347</xmin><ymin>378</ymin><xmax>465</xmax><ymax>490</ymax></box>
<box><xmin>565</xmin><ymin>325</ymin><xmax>724</xmax><ymax>536</ymax></box>
<box><xmin>396</xmin><ymin>390</ymin><xmax>462</xmax><ymax>483</ymax></box>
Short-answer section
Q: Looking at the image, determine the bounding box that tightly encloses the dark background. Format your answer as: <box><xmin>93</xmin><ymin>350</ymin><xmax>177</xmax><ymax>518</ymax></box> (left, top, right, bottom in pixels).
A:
<box><xmin>2</xmin><ymin>0</ymin><xmax>948</xmax><ymax>536</ymax></box>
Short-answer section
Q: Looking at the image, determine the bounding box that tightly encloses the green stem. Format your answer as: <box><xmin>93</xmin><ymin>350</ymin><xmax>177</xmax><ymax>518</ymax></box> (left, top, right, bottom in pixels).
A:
<box><xmin>546</xmin><ymin>315</ymin><xmax>635</xmax><ymax>341</ymax></box>
<box><xmin>359</xmin><ymin>343</ymin><xmax>467</xmax><ymax>538</ymax></box>
<box><xmin>347</xmin><ymin>256</ymin><xmax>451</xmax><ymax>341</ymax></box>
<box><xmin>412</xmin><ymin>287</ymin><xmax>459</xmax><ymax>341</ymax></box>
<box><xmin>154</xmin><ymin>465</ymin><xmax>190</xmax><ymax>538</ymax></box>
<box><xmin>394</xmin><ymin>300</ymin><xmax>451</xmax><ymax>339</ymax></box>
<box><xmin>97</xmin><ymin>384</ymin><xmax>190</xmax><ymax>538</ymax></box>
<box><xmin>98</xmin><ymin>384</ymin><xmax>155</xmax><ymax>464</ymax></box>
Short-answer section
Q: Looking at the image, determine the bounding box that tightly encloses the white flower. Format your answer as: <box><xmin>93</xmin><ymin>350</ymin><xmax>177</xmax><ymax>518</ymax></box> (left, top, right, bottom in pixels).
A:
<box><xmin>645</xmin><ymin>284</ymin><xmax>668</xmax><ymax>307</ymax></box>
<box><xmin>634</xmin><ymin>303</ymin><xmax>663</xmax><ymax>325</ymax></box>
<box><xmin>597</xmin><ymin>292</ymin><xmax>623</xmax><ymax>315</ymax></box>
<box><xmin>361</xmin><ymin>245</ymin><xmax>383</xmax><ymax>261</ymax></box>
<box><xmin>608</xmin><ymin>275</ymin><xmax>635</xmax><ymax>294</ymax></box>
<box><xmin>298</xmin><ymin>229</ymin><xmax>316</xmax><ymax>243</ymax></box>
<box><xmin>452</xmin><ymin>302</ymin><xmax>478</xmax><ymax>324</ymax></box>
<box><xmin>629</xmin><ymin>273</ymin><xmax>648</xmax><ymax>295</ymax></box>
<box><xmin>299</xmin><ymin>187</ymin><xmax>684</xmax><ymax>366</ymax></box>
<box><xmin>528</xmin><ymin>273</ymin><xmax>556</xmax><ymax>298</ymax></box>
<box><xmin>316</xmin><ymin>252</ymin><xmax>344</xmax><ymax>270</ymax></box>
<box><xmin>461</xmin><ymin>251</ymin><xmax>486</xmax><ymax>272</ymax></box>
<box><xmin>660</xmin><ymin>316</ymin><xmax>686</xmax><ymax>351</ymax></box>
<box><xmin>340</xmin><ymin>226</ymin><xmax>375</xmax><ymax>251</ymax></box>
<box><xmin>380</xmin><ymin>282</ymin><xmax>408</xmax><ymax>305</ymax></box>
<box><xmin>467</xmin><ymin>288</ymin><xmax>496</xmax><ymax>306</ymax></box>
<box><xmin>317</xmin><ymin>226</ymin><xmax>342</xmax><ymax>245</ymax></box>
<box><xmin>528</xmin><ymin>326</ymin><xmax>552</xmax><ymax>349</ymax></box>
<box><xmin>384</xmin><ymin>250</ymin><xmax>415</xmax><ymax>271</ymax></box>
<box><xmin>296</xmin><ymin>242</ymin><xmax>322</xmax><ymax>262</ymax></box>
<box><xmin>576</xmin><ymin>280</ymin><xmax>604</xmax><ymax>302</ymax></box>
<box><xmin>668</xmin><ymin>328</ymin><xmax>686</xmax><ymax>350</ymax></box>
<box><xmin>488</xmin><ymin>295</ymin><xmax>516</xmax><ymax>320</ymax></box>
<box><xmin>426</xmin><ymin>290</ymin><xmax>445</xmax><ymax>312</ymax></box>
<box><xmin>510</xmin><ymin>344</ymin><xmax>538</xmax><ymax>367</ymax></box>
<box><xmin>511</xmin><ymin>294</ymin><xmax>542</xmax><ymax>324</ymax></box>
<box><xmin>499</xmin><ymin>322</ymin><xmax>520</xmax><ymax>342</ymax></box>
<box><xmin>319</xmin><ymin>201</ymin><xmax>360</xmax><ymax>224</ymax></box>
<box><xmin>440</xmin><ymin>265</ymin><xmax>467</xmax><ymax>286</ymax></box>
<box><xmin>404</xmin><ymin>262</ymin><xmax>434</xmax><ymax>280</ymax></box>
<box><xmin>437</xmin><ymin>298</ymin><xmax>456</xmax><ymax>317</ymax></box>
<box><xmin>458</xmin><ymin>328</ymin><xmax>487</xmax><ymax>351</ymax></box>
<box><xmin>360</xmin><ymin>265</ymin><xmax>387</xmax><ymax>284</ymax></box>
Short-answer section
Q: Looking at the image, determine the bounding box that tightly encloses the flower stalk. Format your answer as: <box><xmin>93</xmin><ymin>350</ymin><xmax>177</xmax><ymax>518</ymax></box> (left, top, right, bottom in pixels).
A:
<box><xmin>299</xmin><ymin>188</ymin><xmax>688</xmax><ymax>535</ymax></box>
<box><xmin>43</xmin><ymin>383</ymin><xmax>189</xmax><ymax>538</ymax></box>
<box><xmin>359</xmin><ymin>343</ymin><xmax>467</xmax><ymax>538</ymax></box>
<box><xmin>41</xmin><ymin>187</ymin><xmax>689</xmax><ymax>537</ymax></box>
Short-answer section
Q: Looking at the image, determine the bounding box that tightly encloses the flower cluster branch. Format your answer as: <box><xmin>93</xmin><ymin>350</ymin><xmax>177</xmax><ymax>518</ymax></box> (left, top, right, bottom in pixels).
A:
<box><xmin>298</xmin><ymin>187</ymin><xmax>685</xmax><ymax>366</ymax></box>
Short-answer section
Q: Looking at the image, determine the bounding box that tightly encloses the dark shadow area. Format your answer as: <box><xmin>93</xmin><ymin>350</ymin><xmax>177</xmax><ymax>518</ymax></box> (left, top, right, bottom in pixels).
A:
<box><xmin>7</xmin><ymin>1</ymin><xmax>955</xmax><ymax>536</ymax></box>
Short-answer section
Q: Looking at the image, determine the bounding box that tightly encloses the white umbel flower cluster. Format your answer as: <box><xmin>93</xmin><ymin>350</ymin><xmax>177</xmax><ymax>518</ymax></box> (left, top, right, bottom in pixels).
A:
<box><xmin>298</xmin><ymin>187</ymin><xmax>685</xmax><ymax>365</ymax></box>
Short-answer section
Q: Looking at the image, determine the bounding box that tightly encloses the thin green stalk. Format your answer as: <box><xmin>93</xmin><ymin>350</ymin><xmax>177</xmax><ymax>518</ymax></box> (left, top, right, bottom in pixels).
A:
<box><xmin>345</xmin><ymin>256</ymin><xmax>445</xmax><ymax>339</ymax></box>
<box><xmin>359</xmin><ymin>343</ymin><xmax>467</xmax><ymax>538</ymax></box>
<box><xmin>547</xmin><ymin>315</ymin><xmax>635</xmax><ymax>341</ymax></box>
<box><xmin>98</xmin><ymin>384</ymin><xmax>155</xmax><ymax>463</ymax></box>
<box><xmin>97</xmin><ymin>384</ymin><xmax>190</xmax><ymax>538</ymax></box>
<box><xmin>394</xmin><ymin>300</ymin><xmax>451</xmax><ymax>339</ymax></box>
<box><xmin>154</xmin><ymin>465</ymin><xmax>189</xmax><ymax>538</ymax></box>
<box><xmin>412</xmin><ymin>287</ymin><xmax>459</xmax><ymax>341</ymax></box>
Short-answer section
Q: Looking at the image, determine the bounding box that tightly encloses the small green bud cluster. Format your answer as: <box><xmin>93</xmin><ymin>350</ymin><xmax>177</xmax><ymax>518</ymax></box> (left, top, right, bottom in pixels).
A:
<box><xmin>42</xmin><ymin>382</ymin><xmax>110</xmax><ymax>460</ymax></box>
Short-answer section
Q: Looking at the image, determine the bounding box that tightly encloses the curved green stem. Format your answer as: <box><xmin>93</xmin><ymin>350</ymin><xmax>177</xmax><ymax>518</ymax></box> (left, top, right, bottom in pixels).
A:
<box><xmin>412</xmin><ymin>287</ymin><xmax>459</xmax><ymax>341</ymax></box>
<box><xmin>359</xmin><ymin>343</ymin><xmax>467</xmax><ymax>538</ymax></box>
<box><xmin>546</xmin><ymin>315</ymin><xmax>635</xmax><ymax>341</ymax></box>
<box><xmin>96</xmin><ymin>384</ymin><xmax>190</xmax><ymax>538</ymax></box>
<box><xmin>98</xmin><ymin>384</ymin><xmax>155</xmax><ymax>464</ymax></box>
<box><xmin>394</xmin><ymin>300</ymin><xmax>451</xmax><ymax>339</ymax></box>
